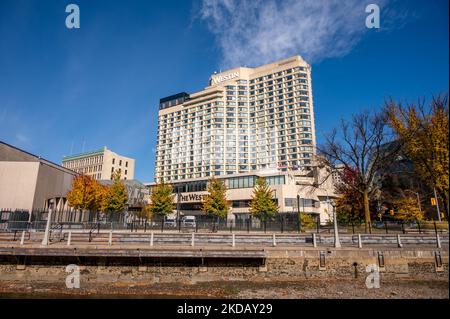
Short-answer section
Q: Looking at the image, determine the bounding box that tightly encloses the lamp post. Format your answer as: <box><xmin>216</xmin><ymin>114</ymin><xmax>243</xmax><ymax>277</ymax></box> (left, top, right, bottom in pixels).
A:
<box><xmin>404</xmin><ymin>190</ymin><xmax>422</xmax><ymax>215</ymax></box>
<box><xmin>328</xmin><ymin>198</ymin><xmax>341</xmax><ymax>248</ymax></box>
<box><xmin>319</xmin><ymin>186</ymin><xmax>341</xmax><ymax>248</ymax></box>
<box><xmin>41</xmin><ymin>203</ymin><xmax>54</xmax><ymax>246</ymax></box>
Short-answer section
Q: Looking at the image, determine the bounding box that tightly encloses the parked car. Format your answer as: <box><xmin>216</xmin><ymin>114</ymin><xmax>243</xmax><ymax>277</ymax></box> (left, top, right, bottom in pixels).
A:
<box><xmin>164</xmin><ymin>218</ymin><xmax>177</xmax><ymax>228</ymax></box>
<box><xmin>181</xmin><ymin>216</ymin><xmax>196</xmax><ymax>228</ymax></box>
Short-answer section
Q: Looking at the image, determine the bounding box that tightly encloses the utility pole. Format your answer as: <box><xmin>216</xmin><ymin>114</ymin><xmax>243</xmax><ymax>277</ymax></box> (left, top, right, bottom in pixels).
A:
<box><xmin>331</xmin><ymin>200</ymin><xmax>341</xmax><ymax>248</ymax></box>
<box><xmin>434</xmin><ymin>188</ymin><xmax>442</xmax><ymax>222</ymax></box>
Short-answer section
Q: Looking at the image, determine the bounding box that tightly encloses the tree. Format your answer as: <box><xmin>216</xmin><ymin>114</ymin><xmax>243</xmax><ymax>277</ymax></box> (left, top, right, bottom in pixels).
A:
<box><xmin>67</xmin><ymin>175</ymin><xmax>104</xmax><ymax>212</ymax></box>
<box><xmin>102</xmin><ymin>170</ymin><xmax>128</xmax><ymax>215</ymax></box>
<box><xmin>202</xmin><ymin>178</ymin><xmax>230</xmax><ymax>220</ymax></box>
<box><xmin>249</xmin><ymin>177</ymin><xmax>279</xmax><ymax>221</ymax></box>
<box><xmin>148</xmin><ymin>180</ymin><xmax>174</xmax><ymax>218</ymax></box>
<box><xmin>318</xmin><ymin>111</ymin><xmax>400</xmax><ymax>232</ymax></box>
<box><xmin>386</xmin><ymin>95</ymin><xmax>449</xmax><ymax>219</ymax></box>
<box><xmin>334</xmin><ymin>167</ymin><xmax>366</xmax><ymax>224</ymax></box>
<box><xmin>393</xmin><ymin>196</ymin><xmax>424</xmax><ymax>221</ymax></box>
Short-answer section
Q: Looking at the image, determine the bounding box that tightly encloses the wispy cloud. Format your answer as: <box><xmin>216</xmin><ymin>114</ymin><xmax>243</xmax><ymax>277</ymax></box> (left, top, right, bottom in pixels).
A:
<box><xmin>199</xmin><ymin>0</ymin><xmax>411</xmax><ymax>68</ymax></box>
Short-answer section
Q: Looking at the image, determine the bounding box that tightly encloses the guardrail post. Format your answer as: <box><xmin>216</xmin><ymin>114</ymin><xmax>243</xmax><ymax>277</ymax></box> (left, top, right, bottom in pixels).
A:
<box><xmin>108</xmin><ymin>230</ymin><xmax>113</xmax><ymax>246</ymax></box>
<box><xmin>384</xmin><ymin>221</ymin><xmax>388</xmax><ymax>234</ymax></box>
<box><xmin>436</xmin><ymin>234</ymin><xmax>441</xmax><ymax>249</ymax></box>
<box><xmin>150</xmin><ymin>232</ymin><xmax>154</xmax><ymax>247</ymax></box>
<box><xmin>20</xmin><ymin>231</ymin><xmax>25</xmax><ymax>245</ymax></box>
<box><xmin>312</xmin><ymin>233</ymin><xmax>317</xmax><ymax>248</ymax></box>
<box><xmin>67</xmin><ymin>231</ymin><xmax>72</xmax><ymax>246</ymax></box>
<box><xmin>272</xmin><ymin>233</ymin><xmax>276</xmax><ymax>247</ymax></box>
<box><xmin>232</xmin><ymin>233</ymin><xmax>235</xmax><ymax>247</ymax></box>
<box><xmin>358</xmin><ymin>234</ymin><xmax>362</xmax><ymax>248</ymax></box>
<box><xmin>191</xmin><ymin>233</ymin><xmax>195</xmax><ymax>247</ymax></box>
<box><xmin>247</xmin><ymin>219</ymin><xmax>250</xmax><ymax>233</ymax></box>
<box><xmin>397</xmin><ymin>234</ymin><xmax>403</xmax><ymax>248</ymax></box>
<box><xmin>433</xmin><ymin>221</ymin><xmax>438</xmax><ymax>236</ymax></box>
<box><xmin>417</xmin><ymin>222</ymin><xmax>421</xmax><ymax>234</ymax></box>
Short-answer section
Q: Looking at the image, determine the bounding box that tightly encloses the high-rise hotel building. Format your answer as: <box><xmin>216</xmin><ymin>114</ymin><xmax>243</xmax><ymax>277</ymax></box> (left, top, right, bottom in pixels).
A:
<box><xmin>153</xmin><ymin>56</ymin><xmax>335</xmax><ymax>223</ymax></box>
<box><xmin>155</xmin><ymin>56</ymin><xmax>316</xmax><ymax>182</ymax></box>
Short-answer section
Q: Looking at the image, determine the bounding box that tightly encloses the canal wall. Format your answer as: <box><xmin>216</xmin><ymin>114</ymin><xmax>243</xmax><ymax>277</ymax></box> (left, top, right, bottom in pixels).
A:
<box><xmin>0</xmin><ymin>247</ymin><xmax>447</xmax><ymax>286</ymax></box>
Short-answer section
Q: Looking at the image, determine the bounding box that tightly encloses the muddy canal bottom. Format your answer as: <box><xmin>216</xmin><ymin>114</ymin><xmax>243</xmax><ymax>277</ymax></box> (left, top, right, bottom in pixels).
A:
<box><xmin>0</xmin><ymin>279</ymin><xmax>448</xmax><ymax>299</ymax></box>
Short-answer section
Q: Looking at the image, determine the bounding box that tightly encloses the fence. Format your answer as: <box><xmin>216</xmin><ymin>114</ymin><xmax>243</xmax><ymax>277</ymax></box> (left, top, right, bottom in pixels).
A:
<box><xmin>0</xmin><ymin>208</ymin><xmax>448</xmax><ymax>235</ymax></box>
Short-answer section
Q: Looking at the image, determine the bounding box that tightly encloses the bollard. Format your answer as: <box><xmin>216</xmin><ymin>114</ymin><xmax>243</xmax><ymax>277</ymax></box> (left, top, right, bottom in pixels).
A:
<box><xmin>436</xmin><ymin>234</ymin><xmax>441</xmax><ymax>249</ymax></box>
<box><xmin>150</xmin><ymin>232</ymin><xmax>154</xmax><ymax>247</ymax></box>
<box><xmin>232</xmin><ymin>233</ymin><xmax>235</xmax><ymax>247</ymax></box>
<box><xmin>272</xmin><ymin>233</ymin><xmax>276</xmax><ymax>247</ymax></box>
<box><xmin>191</xmin><ymin>233</ymin><xmax>195</xmax><ymax>247</ymax></box>
<box><xmin>108</xmin><ymin>231</ymin><xmax>113</xmax><ymax>246</ymax></box>
<box><xmin>312</xmin><ymin>233</ymin><xmax>317</xmax><ymax>248</ymax></box>
<box><xmin>397</xmin><ymin>234</ymin><xmax>403</xmax><ymax>248</ymax></box>
<box><xmin>20</xmin><ymin>231</ymin><xmax>25</xmax><ymax>245</ymax></box>
<box><xmin>358</xmin><ymin>234</ymin><xmax>362</xmax><ymax>249</ymax></box>
<box><xmin>67</xmin><ymin>231</ymin><xmax>72</xmax><ymax>246</ymax></box>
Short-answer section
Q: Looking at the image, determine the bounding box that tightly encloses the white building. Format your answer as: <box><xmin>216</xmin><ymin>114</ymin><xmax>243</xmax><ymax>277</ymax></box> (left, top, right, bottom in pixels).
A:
<box><xmin>153</xmin><ymin>56</ymin><xmax>336</xmax><ymax>223</ymax></box>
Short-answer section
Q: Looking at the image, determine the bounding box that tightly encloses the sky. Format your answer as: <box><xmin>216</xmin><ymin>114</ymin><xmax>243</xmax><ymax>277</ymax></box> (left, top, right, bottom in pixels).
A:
<box><xmin>0</xmin><ymin>0</ymin><xmax>448</xmax><ymax>182</ymax></box>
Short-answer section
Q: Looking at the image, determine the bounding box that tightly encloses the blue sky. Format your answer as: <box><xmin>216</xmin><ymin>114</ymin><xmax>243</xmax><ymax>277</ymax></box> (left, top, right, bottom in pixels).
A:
<box><xmin>0</xmin><ymin>0</ymin><xmax>448</xmax><ymax>182</ymax></box>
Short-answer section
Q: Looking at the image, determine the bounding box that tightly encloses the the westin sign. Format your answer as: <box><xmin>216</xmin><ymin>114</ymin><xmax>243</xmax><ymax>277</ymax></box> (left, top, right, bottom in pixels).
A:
<box><xmin>178</xmin><ymin>193</ymin><xmax>209</xmax><ymax>203</ymax></box>
<box><xmin>211</xmin><ymin>71</ymin><xmax>239</xmax><ymax>85</ymax></box>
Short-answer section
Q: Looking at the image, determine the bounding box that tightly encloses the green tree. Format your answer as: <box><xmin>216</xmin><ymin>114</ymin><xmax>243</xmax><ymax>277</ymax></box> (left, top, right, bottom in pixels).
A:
<box><xmin>102</xmin><ymin>170</ymin><xmax>128</xmax><ymax>215</ymax></box>
<box><xmin>148</xmin><ymin>180</ymin><xmax>175</xmax><ymax>218</ymax></box>
<box><xmin>202</xmin><ymin>178</ymin><xmax>230</xmax><ymax>220</ymax></box>
<box><xmin>249</xmin><ymin>177</ymin><xmax>279</xmax><ymax>221</ymax></box>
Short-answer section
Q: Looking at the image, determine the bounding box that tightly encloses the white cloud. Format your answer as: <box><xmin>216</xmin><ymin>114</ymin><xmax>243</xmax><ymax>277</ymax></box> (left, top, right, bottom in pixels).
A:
<box><xmin>199</xmin><ymin>0</ymin><xmax>408</xmax><ymax>68</ymax></box>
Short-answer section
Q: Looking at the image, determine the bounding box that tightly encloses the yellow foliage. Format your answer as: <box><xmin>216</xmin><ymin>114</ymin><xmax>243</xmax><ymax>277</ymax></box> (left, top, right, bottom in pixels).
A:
<box><xmin>394</xmin><ymin>196</ymin><xmax>424</xmax><ymax>221</ymax></box>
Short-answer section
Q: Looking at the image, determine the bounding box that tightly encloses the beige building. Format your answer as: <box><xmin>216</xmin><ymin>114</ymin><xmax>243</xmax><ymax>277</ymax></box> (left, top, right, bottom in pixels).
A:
<box><xmin>0</xmin><ymin>141</ymin><xmax>77</xmax><ymax>214</ymax></box>
<box><xmin>62</xmin><ymin>146</ymin><xmax>135</xmax><ymax>181</ymax></box>
<box><xmin>152</xmin><ymin>56</ymin><xmax>338</xmax><ymax>223</ymax></box>
<box><xmin>155</xmin><ymin>55</ymin><xmax>316</xmax><ymax>182</ymax></box>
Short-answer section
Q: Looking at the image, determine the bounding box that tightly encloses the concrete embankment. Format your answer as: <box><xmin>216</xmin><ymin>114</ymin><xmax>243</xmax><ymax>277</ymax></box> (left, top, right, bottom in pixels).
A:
<box><xmin>0</xmin><ymin>246</ymin><xmax>447</xmax><ymax>285</ymax></box>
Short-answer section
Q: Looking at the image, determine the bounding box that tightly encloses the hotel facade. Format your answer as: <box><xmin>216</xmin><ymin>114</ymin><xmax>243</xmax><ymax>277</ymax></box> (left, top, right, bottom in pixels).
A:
<box><xmin>154</xmin><ymin>56</ymin><xmax>336</xmax><ymax>223</ymax></box>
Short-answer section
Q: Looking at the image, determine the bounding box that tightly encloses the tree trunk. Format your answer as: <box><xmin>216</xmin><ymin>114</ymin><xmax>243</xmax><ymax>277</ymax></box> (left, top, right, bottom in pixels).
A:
<box><xmin>363</xmin><ymin>190</ymin><xmax>371</xmax><ymax>233</ymax></box>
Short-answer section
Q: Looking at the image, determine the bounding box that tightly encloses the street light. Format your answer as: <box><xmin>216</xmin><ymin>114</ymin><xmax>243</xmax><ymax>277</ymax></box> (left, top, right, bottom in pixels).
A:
<box><xmin>404</xmin><ymin>190</ymin><xmax>422</xmax><ymax>215</ymax></box>
<box><xmin>317</xmin><ymin>186</ymin><xmax>341</xmax><ymax>248</ymax></box>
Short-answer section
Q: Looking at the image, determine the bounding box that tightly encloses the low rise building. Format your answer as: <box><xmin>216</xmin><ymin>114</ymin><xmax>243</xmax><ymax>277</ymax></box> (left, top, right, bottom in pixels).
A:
<box><xmin>62</xmin><ymin>146</ymin><xmax>135</xmax><ymax>181</ymax></box>
<box><xmin>0</xmin><ymin>141</ymin><xmax>77</xmax><ymax>215</ymax></box>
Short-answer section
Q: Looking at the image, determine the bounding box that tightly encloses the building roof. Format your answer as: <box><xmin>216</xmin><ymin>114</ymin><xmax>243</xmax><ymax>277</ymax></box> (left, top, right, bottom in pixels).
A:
<box><xmin>62</xmin><ymin>147</ymin><xmax>106</xmax><ymax>161</ymax></box>
<box><xmin>0</xmin><ymin>140</ymin><xmax>77</xmax><ymax>175</ymax></box>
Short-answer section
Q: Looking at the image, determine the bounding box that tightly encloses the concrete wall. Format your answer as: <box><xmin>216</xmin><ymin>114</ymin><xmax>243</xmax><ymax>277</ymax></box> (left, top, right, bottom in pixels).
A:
<box><xmin>0</xmin><ymin>248</ymin><xmax>446</xmax><ymax>286</ymax></box>
<box><xmin>0</xmin><ymin>162</ymin><xmax>39</xmax><ymax>211</ymax></box>
<box><xmin>33</xmin><ymin>162</ymin><xmax>75</xmax><ymax>210</ymax></box>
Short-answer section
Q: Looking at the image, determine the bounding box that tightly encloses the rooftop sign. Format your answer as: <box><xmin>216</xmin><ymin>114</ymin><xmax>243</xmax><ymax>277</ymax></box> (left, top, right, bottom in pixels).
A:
<box><xmin>211</xmin><ymin>71</ymin><xmax>239</xmax><ymax>85</ymax></box>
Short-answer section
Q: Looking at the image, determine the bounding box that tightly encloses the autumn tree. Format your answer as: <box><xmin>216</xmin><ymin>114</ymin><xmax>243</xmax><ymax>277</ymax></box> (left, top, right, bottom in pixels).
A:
<box><xmin>334</xmin><ymin>167</ymin><xmax>366</xmax><ymax>224</ymax></box>
<box><xmin>148</xmin><ymin>180</ymin><xmax>175</xmax><ymax>218</ymax></box>
<box><xmin>202</xmin><ymin>178</ymin><xmax>230</xmax><ymax>222</ymax></box>
<box><xmin>393</xmin><ymin>196</ymin><xmax>424</xmax><ymax>221</ymax></box>
<box><xmin>386</xmin><ymin>95</ymin><xmax>449</xmax><ymax>219</ymax></box>
<box><xmin>318</xmin><ymin>111</ymin><xmax>400</xmax><ymax>233</ymax></box>
<box><xmin>102</xmin><ymin>170</ymin><xmax>128</xmax><ymax>216</ymax></box>
<box><xmin>249</xmin><ymin>177</ymin><xmax>279</xmax><ymax>222</ymax></box>
<box><xmin>67</xmin><ymin>175</ymin><xmax>105</xmax><ymax>212</ymax></box>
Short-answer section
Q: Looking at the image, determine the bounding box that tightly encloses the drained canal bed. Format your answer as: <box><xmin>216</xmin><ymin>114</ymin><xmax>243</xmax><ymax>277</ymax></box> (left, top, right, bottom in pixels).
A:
<box><xmin>0</xmin><ymin>279</ymin><xmax>448</xmax><ymax>299</ymax></box>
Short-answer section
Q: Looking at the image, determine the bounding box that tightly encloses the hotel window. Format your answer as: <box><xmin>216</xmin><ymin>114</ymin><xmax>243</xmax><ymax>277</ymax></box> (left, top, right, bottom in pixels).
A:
<box><xmin>112</xmin><ymin>158</ymin><xmax>115</xmax><ymax>164</ymax></box>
